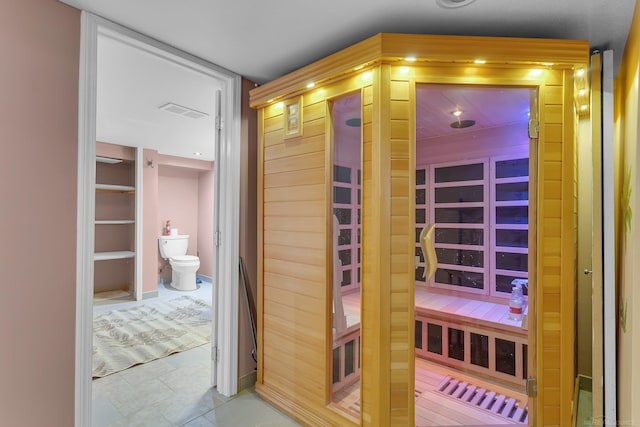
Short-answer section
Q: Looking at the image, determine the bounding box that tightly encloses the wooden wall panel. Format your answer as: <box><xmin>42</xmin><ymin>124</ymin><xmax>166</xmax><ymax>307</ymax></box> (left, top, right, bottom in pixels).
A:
<box><xmin>534</xmin><ymin>68</ymin><xmax>576</xmax><ymax>427</ymax></box>
<box><xmin>260</xmin><ymin>97</ymin><xmax>328</xmax><ymax>411</ymax></box>
<box><xmin>388</xmin><ymin>73</ymin><xmax>414</xmax><ymax>426</ymax></box>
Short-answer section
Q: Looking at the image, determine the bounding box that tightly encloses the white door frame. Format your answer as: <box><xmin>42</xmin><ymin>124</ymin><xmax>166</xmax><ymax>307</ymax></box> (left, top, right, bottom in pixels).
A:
<box><xmin>74</xmin><ymin>12</ymin><xmax>241</xmax><ymax>427</ymax></box>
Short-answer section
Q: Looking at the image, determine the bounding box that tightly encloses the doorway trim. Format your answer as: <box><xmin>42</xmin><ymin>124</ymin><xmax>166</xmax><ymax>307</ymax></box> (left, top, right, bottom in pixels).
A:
<box><xmin>74</xmin><ymin>12</ymin><xmax>242</xmax><ymax>426</ymax></box>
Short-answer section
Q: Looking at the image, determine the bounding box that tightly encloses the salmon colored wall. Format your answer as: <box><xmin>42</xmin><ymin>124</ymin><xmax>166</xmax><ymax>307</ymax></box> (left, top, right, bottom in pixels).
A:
<box><xmin>0</xmin><ymin>0</ymin><xmax>80</xmax><ymax>425</ymax></box>
<box><xmin>143</xmin><ymin>149</ymin><xmax>159</xmax><ymax>294</ymax></box>
<box><xmin>157</xmin><ymin>156</ymin><xmax>214</xmax><ymax>282</ymax></box>
<box><xmin>615</xmin><ymin>0</ymin><xmax>640</xmax><ymax>423</ymax></box>
<box><xmin>238</xmin><ymin>78</ymin><xmax>258</xmax><ymax>381</ymax></box>
<box><xmin>198</xmin><ymin>169</ymin><xmax>215</xmax><ymax>277</ymax></box>
<box><xmin>158</xmin><ymin>165</ymin><xmax>201</xmax><ymax>279</ymax></box>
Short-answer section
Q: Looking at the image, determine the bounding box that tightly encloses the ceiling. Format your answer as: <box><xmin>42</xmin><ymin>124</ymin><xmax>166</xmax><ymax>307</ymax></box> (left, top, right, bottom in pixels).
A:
<box><xmin>59</xmin><ymin>0</ymin><xmax>636</xmax><ymax>159</ymax></box>
<box><xmin>97</xmin><ymin>33</ymin><xmax>221</xmax><ymax>160</ymax></box>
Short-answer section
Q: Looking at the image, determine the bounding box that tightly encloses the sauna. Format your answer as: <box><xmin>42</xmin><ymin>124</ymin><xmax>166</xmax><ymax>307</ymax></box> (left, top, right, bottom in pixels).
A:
<box><xmin>250</xmin><ymin>34</ymin><xmax>588</xmax><ymax>426</ymax></box>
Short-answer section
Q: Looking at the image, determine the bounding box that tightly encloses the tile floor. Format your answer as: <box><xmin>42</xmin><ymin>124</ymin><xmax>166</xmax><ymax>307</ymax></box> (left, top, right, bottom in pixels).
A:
<box><xmin>92</xmin><ymin>278</ymin><xmax>300</xmax><ymax>427</ymax></box>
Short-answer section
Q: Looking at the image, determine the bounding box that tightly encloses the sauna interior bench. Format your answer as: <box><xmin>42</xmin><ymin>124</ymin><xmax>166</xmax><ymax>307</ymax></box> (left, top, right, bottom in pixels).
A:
<box><xmin>414</xmin><ymin>288</ymin><xmax>527</xmax><ymax>337</ymax></box>
<box><xmin>338</xmin><ymin>288</ymin><xmax>527</xmax><ymax>337</ymax></box>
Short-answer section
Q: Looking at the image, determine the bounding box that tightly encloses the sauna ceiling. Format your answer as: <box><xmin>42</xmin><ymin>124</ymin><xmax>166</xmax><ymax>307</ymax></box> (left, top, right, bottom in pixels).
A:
<box><xmin>58</xmin><ymin>0</ymin><xmax>633</xmax><ymax>84</ymax></box>
<box><xmin>333</xmin><ymin>86</ymin><xmax>530</xmax><ymax>142</ymax></box>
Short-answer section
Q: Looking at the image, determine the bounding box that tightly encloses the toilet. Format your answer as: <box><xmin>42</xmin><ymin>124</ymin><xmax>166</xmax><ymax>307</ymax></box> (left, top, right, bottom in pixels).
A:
<box><xmin>158</xmin><ymin>234</ymin><xmax>200</xmax><ymax>291</ymax></box>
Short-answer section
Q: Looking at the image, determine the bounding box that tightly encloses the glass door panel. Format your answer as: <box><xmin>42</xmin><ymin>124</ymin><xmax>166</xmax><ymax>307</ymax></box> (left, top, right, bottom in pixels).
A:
<box><xmin>414</xmin><ymin>84</ymin><xmax>535</xmax><ymax>426</ymax></box>
<box><xmin>331</xmin><ymin>92</ymin><xmax>362</xmax><ymax>416</ymax></box>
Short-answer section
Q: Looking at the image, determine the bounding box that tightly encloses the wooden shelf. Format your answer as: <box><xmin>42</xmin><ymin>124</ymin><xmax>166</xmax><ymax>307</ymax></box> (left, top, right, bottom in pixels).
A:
<box><xmin>95</xmin><ymin>220</ymin><xmax>135</xmax><ymax>225</ymax></box>
<box><xmin>94</xmin><ymin>251</ymin><xmax>135</xmax><ymax>261</ymax></box>
<box><xmin>96</xmin><ymin>184</ymin><xmax>135</xmax><ymax>193</ymax></box>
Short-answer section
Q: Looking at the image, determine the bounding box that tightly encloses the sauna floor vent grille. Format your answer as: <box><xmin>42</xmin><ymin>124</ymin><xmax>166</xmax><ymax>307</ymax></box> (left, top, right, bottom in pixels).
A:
<box><xmin>435</xmin><ymin>377</ymin><xmax>528</xmax><ymax>424</ymax></box>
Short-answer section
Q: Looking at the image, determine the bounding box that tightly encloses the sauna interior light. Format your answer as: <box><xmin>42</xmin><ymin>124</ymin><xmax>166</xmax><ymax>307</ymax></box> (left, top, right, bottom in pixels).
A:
<box><xmin>576</xmin><ymin>68</ymin><xmax>585</xmax><ymax>78</ymax></box>
<box><xmin>306</xmin><ymin>82</ymin><xmax>315</xmax><ymax>89</ymax></box>
<box><xmin>474</xmin><ymin>59</ymin><xmax>486</xmax><ymax>64</ymax></box>
<box><xmin>405</xmin><ymin>56</ymin><xmax>417</xmax><ymax>62</ymax></box>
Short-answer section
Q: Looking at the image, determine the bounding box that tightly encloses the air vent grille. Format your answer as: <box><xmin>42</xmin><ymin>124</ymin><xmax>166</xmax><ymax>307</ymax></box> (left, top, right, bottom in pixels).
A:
<box><xmin>158</xmin><ymin>102</ymin><xmax>209</xmax><ymax>119</ymax></box>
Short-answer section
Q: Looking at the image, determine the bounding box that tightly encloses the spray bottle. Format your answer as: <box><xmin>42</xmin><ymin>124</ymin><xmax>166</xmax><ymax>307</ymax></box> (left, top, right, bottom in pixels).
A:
<box><xmin>508</xmin><ymin>282</ymin><xmax>524</xmax><ymax>321</ymax></box>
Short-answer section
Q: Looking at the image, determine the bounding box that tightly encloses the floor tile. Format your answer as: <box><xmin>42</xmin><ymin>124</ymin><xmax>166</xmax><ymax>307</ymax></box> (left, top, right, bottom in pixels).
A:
<box><xmin>203</xmin><ymin>389</ymin><xmax>300</xmax><ymax>427</ymax></box>
<box><xmin>91</xmin><ymin>280</ymin><xmax>296</xmax><ymax>427</ymax></box>
<box><xmin>91</xmin><ymin>397</ymin><xmax>122</xmax><ymax>427</ymax></box>
<box><xmin>182</xmin><ymin>416</ymin><xmax>216</xmax><ymax>427</ymax></box>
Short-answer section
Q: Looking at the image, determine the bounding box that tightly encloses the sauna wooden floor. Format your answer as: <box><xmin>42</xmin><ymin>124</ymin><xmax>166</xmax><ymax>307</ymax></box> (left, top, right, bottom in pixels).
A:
<box><xmin>333</xmin><ymin>358</ymin><xmax>523</xmax><ymax>426</ymax></box>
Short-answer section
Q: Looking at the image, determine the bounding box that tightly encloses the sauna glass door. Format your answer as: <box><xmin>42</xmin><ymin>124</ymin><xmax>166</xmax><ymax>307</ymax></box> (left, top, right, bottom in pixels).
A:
<box><xmin>414</xmin><ymin>84</ymin><xmax>535</xmax><ymax>426</ymax></box>
<box><xmin>330</xmin><ymin>91</ymin><xmax>362</xmax><ymax>416</ymax></box>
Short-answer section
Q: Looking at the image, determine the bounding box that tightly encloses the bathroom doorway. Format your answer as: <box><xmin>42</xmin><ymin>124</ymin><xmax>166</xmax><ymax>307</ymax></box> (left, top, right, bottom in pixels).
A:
<box><xmin>75</xmin><ymin>13</ymin><xmax>242</xmax><ymax>425</ymax></box>
<box><xmin>413</xmin><ymin>84</ymin><xmax>536</xmax><ymax>426</ymax></box>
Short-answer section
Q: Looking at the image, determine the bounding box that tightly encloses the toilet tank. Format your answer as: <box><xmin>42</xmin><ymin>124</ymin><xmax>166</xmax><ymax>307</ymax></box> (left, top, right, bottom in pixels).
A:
<box><xmin>158</xmin><ymin>235</ymin><xmax>189</xmax><ymax>259</ymax></box>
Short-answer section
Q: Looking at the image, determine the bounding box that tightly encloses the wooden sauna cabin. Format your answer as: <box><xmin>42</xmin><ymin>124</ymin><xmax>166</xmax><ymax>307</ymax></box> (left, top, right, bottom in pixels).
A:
<box><xmin>250</xmin><ymin>34</ymin><xmax>588</xmax><ymax>426</ymax></box>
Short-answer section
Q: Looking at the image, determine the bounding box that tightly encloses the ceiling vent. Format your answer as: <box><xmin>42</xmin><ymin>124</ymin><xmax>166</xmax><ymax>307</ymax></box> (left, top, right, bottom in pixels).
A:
<box><xmin>158</xmin><ymin>102</ymin><xmax>209</xmax><ymax>119</ymax></box>
<box><xmin>436</xmin><ymin>0</ymin><xmax>476</xmax><ymax>8</ymax></box>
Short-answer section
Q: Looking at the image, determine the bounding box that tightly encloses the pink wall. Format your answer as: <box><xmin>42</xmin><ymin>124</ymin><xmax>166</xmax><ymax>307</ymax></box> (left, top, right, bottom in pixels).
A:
<box><xmin>157</xmin><ymin>158</ymin><xmax>214</xmax><ymax>282</ymax></box>
<box><xmin>0</xmin><ymin>0</ymin><xmax>79</xmax><ymax>425</ymax></box>
<box><xmin>158</xmin><ymin>165</ymin><xmax>200</xmax><ymax>280</ymax></box>
<box><xmin>198</xmin><ymin>169</ymin><xmax>215</xmax><ymax>277</ymax></box>
<box><xmin>238</xmin><ymin>78</ymin><xmax>259</xmax><ymax>381</ymax></box>
<box><xmin>143</xmin><ymin>149</ymin><xmax>159</xmax><ymax>294</ymax></box>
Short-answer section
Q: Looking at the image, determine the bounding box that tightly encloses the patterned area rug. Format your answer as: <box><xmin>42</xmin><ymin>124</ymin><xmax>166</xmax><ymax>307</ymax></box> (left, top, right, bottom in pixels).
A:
<box><xmin>93</xmin><ymin>296</ymin><xmax>211</xmax><ymax>378</ymax></box>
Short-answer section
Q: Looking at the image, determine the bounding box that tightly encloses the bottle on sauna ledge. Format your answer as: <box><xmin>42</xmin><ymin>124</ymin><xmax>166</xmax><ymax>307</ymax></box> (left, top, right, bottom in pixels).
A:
<box><xmin>508</xmin><ymin>284</ymin><xmax>524</xmax><ymax>321</ymax></box>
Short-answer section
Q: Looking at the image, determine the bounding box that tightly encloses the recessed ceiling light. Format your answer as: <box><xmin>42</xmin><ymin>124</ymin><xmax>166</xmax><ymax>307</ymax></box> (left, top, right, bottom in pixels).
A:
<box><xmin>452</xmin><ymin>109</ymin><xmax>463</xmax><ymax>117</ymax></box>
<box><xmin>436</xmin><ymin>0</ymin><xmax>476</xmax><ymax>9</ymax></box>
<box><xmin>193</xmin><ymin>152</ymin><xmax>202</xmax><ymax>156</ymax></box>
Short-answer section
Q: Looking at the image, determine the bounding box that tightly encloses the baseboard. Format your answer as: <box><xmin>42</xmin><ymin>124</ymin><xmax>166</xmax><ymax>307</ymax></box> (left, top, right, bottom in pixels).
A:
<box><xmin>238</xmin><ymin>370</ymin><xmax>257</xmax><ymax>392</ymax></box>
<box><xmin>197</xmin><ymin>274</ymin><xmax>213</xmax><ymax>283</ymax></box>
<box><xmin>143</xmin><ymin>290</ymin><xmax>159</xmax><ymax>300</ymax></box>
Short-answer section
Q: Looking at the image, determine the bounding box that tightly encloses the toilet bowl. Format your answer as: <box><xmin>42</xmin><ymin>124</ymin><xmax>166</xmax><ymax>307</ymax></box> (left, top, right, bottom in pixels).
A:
<box><xmin>158</xmin><ymin>235</ymin><xmax>200</xmax><ymax>291</ymax></box>
<box><xmin>169</xmin><ymin>255</ymin><xmax>200</xmax><ymax>291</ymax></box>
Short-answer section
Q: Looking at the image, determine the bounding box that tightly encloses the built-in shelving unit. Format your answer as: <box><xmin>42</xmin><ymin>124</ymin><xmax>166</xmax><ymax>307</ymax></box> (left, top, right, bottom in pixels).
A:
<box><xmin>94</xmin><ymin>146</ymin><xmax>140</xmax><ymax>302</ymax></box>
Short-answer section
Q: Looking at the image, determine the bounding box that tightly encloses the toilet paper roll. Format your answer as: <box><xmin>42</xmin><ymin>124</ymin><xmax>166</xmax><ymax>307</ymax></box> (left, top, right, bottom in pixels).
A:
<box><xmin>170</xmin><ymin>228</ymin><xmax>178</xmax><ymax>236</ymax></box>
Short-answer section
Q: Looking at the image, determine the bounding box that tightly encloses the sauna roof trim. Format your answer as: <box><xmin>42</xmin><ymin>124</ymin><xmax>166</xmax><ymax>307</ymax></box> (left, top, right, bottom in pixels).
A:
<box><xmin>249</xmin><ymin>33</ymin><xmax>589</xmax><ymax>109</ymax></box>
